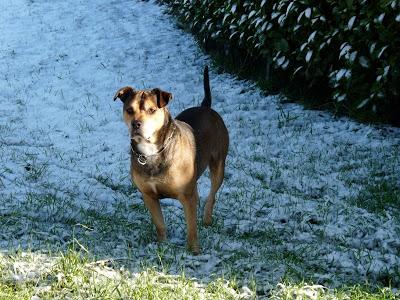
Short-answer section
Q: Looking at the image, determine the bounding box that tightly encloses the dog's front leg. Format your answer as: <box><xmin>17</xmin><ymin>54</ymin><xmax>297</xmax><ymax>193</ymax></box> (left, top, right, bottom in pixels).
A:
<box><xmin>142</xmin><ymin>194</ymin><xmax>167</xmax><ymax>242</ymax></box>
<box><xmin>179</xmin><ymin>187</ymin><xmax>200</xmax><ymax>254</ymax></box>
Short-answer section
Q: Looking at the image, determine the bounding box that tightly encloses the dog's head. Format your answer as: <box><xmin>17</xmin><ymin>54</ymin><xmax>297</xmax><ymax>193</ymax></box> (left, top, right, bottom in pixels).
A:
<box><xmin>114</xmin><ymin>87</ymin><xmax>172</xmax><ymax>144</ymax></box>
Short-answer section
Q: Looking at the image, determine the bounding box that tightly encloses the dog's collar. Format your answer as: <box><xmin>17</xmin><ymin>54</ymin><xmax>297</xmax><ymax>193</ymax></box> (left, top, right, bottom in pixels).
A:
<box><xmin>130</xmin><ymin>125</ymin><xmax>176</xmax><ymax>166</ymax></box>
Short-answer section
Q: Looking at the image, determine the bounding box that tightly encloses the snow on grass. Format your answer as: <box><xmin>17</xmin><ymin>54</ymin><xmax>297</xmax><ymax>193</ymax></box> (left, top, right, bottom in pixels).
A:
<box><xmin>0</xmin><ymin>250</ymin><xmax>252</xmax><ymax>299</ymax></box>
<box><xmin>0</xmin><ymin>0</ymin><xmax>399</xmax><ymax>297</ymax></box>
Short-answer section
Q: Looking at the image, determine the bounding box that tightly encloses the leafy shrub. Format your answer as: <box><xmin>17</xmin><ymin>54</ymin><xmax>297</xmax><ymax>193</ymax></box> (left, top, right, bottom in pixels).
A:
<box><xmin>160</xmin><ymin>0</ymin><xmax>400</xmax><ymax>124</ymax></box>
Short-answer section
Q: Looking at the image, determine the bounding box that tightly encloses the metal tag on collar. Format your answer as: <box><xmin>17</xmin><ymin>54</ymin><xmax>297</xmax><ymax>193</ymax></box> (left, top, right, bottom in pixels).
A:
<box><xmin>137</xmin><ymin>154</ymin><xmax>147</xmax><ymax>165</ymax></box>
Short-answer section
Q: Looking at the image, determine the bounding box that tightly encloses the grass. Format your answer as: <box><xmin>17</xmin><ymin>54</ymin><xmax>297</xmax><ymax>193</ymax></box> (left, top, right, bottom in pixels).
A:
<box><xmin>350</xmin><ymin>180</ymin><xmax>400</xmax><ymax>216</ymax></box>
<box><xmin>1</xmin><ymin>1</ymin><xmax>399</xmax><ymax>296</ymax></box>
<box><xmin>93</xmin><ymin>174</ymin><xmax>137</xmax><ymax>196</ymax></box>
<box><xmin>269</xmin><ymin>282</ymin><xmax>399</xmax><ymax>300</ymax></box>
<box><xmin>23</xmin><ymin>154</ymin><xmax>49</xmax><ymax>182</ymax></box>
<box><xmin>340</xmin><ymin>148</ymin><xmax>400</xmax><ymax>217</ymax></box>
<box><xmin>1</xmin><ymin>249</ymin><xmax>399</xmax><ymax>299</ymax></box>
<box><xmin>0</xmin><ymin>250</ymin><xmax>250</xmax><ymax>300</ymax></box>
<box><xmin>2</xmin><ymin>108</ymin><xmax>399</xmax><ymax>298</ymax></box>
<box><xmin>4</xmin><ymin>174</ymin><xmax>398</xmax><ymax>298</ymax></box>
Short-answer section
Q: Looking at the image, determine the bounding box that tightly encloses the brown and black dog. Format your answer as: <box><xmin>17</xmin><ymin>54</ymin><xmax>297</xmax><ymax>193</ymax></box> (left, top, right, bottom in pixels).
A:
<box><xmin>113</xmin><ymin>66</ymin><xmax>229</xmax><ymax>254</ymax></box>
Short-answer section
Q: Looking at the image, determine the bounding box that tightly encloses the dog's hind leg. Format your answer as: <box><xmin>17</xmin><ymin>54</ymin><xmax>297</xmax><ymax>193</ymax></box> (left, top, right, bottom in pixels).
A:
<box><xmin>203</xmin><ymin>158</ymin><xmax>225</xmax><ymax>226</ymax></box>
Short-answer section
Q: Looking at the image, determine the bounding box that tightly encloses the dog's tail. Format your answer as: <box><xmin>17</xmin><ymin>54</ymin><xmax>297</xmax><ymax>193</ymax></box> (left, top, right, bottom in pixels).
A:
<box><xmin>201</xmin><ymin>65</ymin><xmax>212</xmax><ymax>107</ymax></box>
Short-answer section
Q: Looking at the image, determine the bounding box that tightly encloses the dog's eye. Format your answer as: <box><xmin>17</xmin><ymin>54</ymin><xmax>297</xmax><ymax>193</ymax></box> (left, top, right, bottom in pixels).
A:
<box><xmin>126</xmin><ymin>108</ymin><xmax>134</xmax><ymax>115</ymax></box>
<box><xmin>148</xmin><ymin>108</ymin><xmax>156</xmax><ymax>114</ymax></box>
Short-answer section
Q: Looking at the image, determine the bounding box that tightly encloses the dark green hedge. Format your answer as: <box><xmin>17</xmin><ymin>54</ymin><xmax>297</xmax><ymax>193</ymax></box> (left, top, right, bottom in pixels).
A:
<box><xmin>160</xmin><ymin>0</ymin><xmax>400</xmax><ymax>124</ymax></box>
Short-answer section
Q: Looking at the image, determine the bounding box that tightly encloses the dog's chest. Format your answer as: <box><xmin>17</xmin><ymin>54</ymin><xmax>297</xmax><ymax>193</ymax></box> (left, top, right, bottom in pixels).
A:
<box><xmin>141</xmin><ymin>177</ymin><xmax>176</xmax><ymax>199</ymax></box>
<box><xmin>132</xmin><ymin>168</ymin><xmax>171</xmax><ymax>198</ymax></box>
<box><xmin>136</xmin><ymin>142</ymin><xmax>158</xmax><ymax>156</ymax></box>
<box><xmin>147</xmin><ymin>178</ymin><xmax>158</xmax><ymax>194</ymax></box>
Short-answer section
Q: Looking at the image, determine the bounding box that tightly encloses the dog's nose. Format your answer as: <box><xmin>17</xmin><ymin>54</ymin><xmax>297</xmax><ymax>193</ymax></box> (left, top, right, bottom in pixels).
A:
<box><xmin>132</xmin><ymin>120</ymin><xmax>141</xmax><ymax>130</ymax></box>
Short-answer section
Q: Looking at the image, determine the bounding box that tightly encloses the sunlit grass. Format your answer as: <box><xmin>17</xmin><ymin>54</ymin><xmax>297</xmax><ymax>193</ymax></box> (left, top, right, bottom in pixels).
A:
<box><xmin>270</xmin><ymin>282</ymin><xmax>399</xmax><ymax>300</ymax></box>
<box><xmin>2</xmin><ymin>249</ymin><xmax>399</xmax><ymax>299</ymax></box>
<box><xmin>0</xmin><ymin>250</ymin><xmax>253</xmax><ymax>300</ymax></box>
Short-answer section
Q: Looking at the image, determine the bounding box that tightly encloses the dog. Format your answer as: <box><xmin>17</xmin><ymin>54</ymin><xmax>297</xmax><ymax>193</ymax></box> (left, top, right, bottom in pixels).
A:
<box><xmin>113</xmin><ymin>66</ymin><xmax>229</xmax><ymax>254</ymax></box>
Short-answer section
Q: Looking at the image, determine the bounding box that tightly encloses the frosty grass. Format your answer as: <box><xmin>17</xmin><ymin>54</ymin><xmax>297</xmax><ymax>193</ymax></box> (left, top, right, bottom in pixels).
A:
<box><xmin>0</xmin><ymin>0</ymin><xmax>399</xmax><ymax>298</ymax></box>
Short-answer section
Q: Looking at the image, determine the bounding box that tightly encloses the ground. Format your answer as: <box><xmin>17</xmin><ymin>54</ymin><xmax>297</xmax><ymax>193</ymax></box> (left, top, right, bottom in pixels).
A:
<box><xmin>0</xmin><ymin>0</ymin><xmax>399</xmax><ymax>299</ymax></box>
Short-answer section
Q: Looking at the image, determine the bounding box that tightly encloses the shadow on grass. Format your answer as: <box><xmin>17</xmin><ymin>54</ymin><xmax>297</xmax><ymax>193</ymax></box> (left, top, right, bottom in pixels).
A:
<box><xmin>350</xmin><ymin>180</ymin><xmax>400</xmax><ymax>218</ymax></box>
<box><xmin>1</xmin><ymin>171</ymin><xmax>400</xmax><ymax>299</ymax></box>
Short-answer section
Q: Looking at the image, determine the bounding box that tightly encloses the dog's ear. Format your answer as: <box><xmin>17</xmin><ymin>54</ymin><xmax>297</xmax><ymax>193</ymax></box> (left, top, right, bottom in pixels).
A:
<box><xmin>113</xmin><ymin>86</ymin><xmax>135</xmax><ymax>103</ymax></box>
<box><xmin>152</xmin><ymin>88</ymin><xmax>172</xmax><ymax>108</ymax></box>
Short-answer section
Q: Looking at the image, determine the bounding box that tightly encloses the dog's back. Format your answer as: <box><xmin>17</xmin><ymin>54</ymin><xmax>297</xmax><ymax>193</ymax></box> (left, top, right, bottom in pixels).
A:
<box><xmin>176</xmin><ymin>66</ymin><xmax>229</xmax><ymax>178</ymax></box>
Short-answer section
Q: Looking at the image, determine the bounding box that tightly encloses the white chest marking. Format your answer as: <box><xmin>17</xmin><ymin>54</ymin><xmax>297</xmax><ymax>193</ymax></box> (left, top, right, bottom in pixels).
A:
<box><xmin>148</xmin><ymin>181</ymin><xmax>157</xmax><ymax>194</ymax></box>
<box><xmin>136</xmin><ymin>142</ymin><xmax>158</xmax><ymax>156</ymax></box>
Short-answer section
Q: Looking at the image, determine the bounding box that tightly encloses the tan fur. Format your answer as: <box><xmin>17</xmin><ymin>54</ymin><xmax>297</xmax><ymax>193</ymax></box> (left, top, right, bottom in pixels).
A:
<box><xmin>114</xmin><ymin>73</ymin><xmax>229</xmax><ymax>254</ymax></box>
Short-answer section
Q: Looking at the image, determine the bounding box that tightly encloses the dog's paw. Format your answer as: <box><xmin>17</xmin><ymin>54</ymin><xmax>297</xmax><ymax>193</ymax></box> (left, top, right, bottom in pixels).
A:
<box><xmin>156</xmin><ymin>229</ymin><xmax>167</xmax><ymax>242</ymax></box>
<box><xmin>188</xmin><ymin>244</ymin><xmax>200</xmax><ymax>255</ymax></box>
<box><xmin>203</xmin><ymin>215</ymin><xmax>213</xmax><ymax>227</ymax></box>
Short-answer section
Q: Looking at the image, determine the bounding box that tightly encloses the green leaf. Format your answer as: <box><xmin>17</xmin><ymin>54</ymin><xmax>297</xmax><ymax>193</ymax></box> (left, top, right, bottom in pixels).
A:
<box><xmin>274</xmin><ymin>38</ymin><xmax>289</xmax><ymax>52</ymax></box>
<box><xmin>345</xmin><ymin>0</ymin><xmax>353</xmax><ymax>9</ymax></box>
<box><xmin>261</xmin><ymin>0</ymin><xmax>267</xmax><ymax>8</ymax></box>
